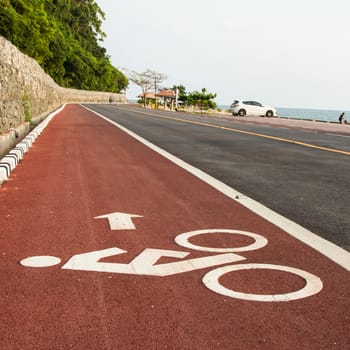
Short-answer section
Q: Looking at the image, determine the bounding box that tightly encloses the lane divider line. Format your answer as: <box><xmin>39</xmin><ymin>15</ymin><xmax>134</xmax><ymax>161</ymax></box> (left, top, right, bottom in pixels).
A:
<box><xmin>0</xmin><ymin>104</ymin><xmax>66</xmax><ymax>185</ymax></box>
<box><xmin>83</xmin><ymin>105</ymin><xmax>350</xmax><ymax>272</ymax></box>
<box><xmin>116</xmin><ymin>107</ymin><xmax>350</xmax><ymax>156</ymax></box>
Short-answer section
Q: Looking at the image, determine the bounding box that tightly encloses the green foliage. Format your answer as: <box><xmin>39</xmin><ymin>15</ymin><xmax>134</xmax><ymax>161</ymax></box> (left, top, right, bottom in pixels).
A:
<box><xmin>173</xmin><ymin>86</ymin><xmax>217</xmax><ymax>109</ymax></box>
<box><xmin>187</xmin><ymin>88</ymin><xmax>217</xmax><ymax>109</ymax></box>
<box><xmin>0</xmin><ymin>0</ymin><xmax>54</xmax><ymax>64</ymax></box>
<box><xmin>0</xmin><ymin>0</ymin><xmax>128</xmax><ymax>92</ymax></box>
<box><xmin>22</xmin><ymin>91</ymin><xmax>31</xmax><ymax>122</ymax></box>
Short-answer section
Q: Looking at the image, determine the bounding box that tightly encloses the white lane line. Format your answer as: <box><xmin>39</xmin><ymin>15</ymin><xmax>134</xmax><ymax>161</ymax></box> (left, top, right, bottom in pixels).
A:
<box><xmin>83</xmin><ymin>105</ymin><xmax>350</xmax><ymax>272</ymax></box>
<box><xmin>326</xmin><ymin>133</ymin><xmax>350</xmax><ymax>138</ymax></box>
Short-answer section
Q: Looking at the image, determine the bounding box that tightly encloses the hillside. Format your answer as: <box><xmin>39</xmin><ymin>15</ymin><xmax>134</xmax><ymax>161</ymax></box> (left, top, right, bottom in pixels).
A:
<box><xmin>0</xmin><ymin>0</ymin><xmax>127</xmax><ymax>92</ymax></box>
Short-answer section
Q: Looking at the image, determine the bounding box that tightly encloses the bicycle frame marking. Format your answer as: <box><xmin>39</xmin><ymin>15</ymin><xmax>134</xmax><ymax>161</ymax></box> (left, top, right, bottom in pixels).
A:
<box><xmin>20</xmin><ymin>228</ymin><xmax>323</xmax><ymax>302</ymax></box>
<box><xmin>61</xmin><ymin>247</ymin><xmax>245</xmax><ymax>276</ymax></box>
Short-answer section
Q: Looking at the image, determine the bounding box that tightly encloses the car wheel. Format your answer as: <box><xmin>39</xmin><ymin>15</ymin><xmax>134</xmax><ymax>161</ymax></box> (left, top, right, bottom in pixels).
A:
<box><xmin>238</xmin><ymin>109</ymin><xmax>246</xmax><ymax>116</ymax></box>
<box><xmin>266</xmin><ymin>110</ymin><xmax>274</xmax><ymax>117</ymax></box>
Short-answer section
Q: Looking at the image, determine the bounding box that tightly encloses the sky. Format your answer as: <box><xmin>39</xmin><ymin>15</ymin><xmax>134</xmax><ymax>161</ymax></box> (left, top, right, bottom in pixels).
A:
<box><xmin>95</xmin><ymin>0</ymin><xmax>350</xmax><ymax>110</ymax></box>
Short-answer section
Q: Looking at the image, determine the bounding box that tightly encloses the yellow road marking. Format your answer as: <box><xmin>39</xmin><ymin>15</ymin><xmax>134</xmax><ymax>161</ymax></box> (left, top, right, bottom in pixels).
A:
<box><xmin>117</xmin><ymin>107</ymin><xmax>350</xmax><ymax>156</ymax></box>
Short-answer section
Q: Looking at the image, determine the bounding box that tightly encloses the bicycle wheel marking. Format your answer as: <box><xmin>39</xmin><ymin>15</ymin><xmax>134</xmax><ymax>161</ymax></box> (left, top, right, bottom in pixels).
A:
<box><xmin>175</xmin><ymin>229</ymin><xmax>268</xmax><ymax>253</ymax></box>
<box><xmin>202</xmin><ymin>263</ymin><xmax>323</xmax><ymax>302</ymax></box>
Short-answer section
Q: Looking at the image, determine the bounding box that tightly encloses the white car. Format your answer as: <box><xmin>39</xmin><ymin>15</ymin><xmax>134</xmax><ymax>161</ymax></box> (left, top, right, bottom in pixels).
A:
<box><xmin>230</xmin><ymin>100</ymin><xmax>277</xmax><ymax>117</ymax></box>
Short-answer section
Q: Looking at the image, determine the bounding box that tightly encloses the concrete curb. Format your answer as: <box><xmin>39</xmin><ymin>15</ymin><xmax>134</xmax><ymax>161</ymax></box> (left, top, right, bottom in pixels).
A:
<box><xmin>0</xmin><ymin>104</ymin><xmax>65</xmax><ymax>185</ymax></box>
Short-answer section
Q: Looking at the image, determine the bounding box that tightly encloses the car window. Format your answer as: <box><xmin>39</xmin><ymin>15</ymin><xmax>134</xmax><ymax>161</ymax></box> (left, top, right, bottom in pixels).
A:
<box><xmin>243</xmin><ymin>101</ymin><xmax>250</xmax><ymax>105</ymax></box>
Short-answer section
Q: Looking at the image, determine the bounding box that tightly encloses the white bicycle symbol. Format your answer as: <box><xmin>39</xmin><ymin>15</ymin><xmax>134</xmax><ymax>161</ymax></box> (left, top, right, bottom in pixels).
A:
<box><xmin>20</xmin><ymin>229</ymin><xmax>323</xmax><ymax>302</ymax></box>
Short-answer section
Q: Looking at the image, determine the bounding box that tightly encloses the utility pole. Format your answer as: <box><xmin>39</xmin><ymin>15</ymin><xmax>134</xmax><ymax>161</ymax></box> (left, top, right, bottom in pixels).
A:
<box><xmin>154</xmin><ymin>74</ymin><xmax>158</xmax><ymax>109</ymax></box>
<box><xmin>145</xmin><ymin>69</ymin><xmax>167</xmax><ymax>110</ymax></box>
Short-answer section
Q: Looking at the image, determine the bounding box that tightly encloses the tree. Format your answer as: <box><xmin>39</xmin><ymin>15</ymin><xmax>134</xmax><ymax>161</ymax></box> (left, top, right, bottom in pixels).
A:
<box><xmin>0</xmin><ymin>0</ymin><xmax>55</xmax><ymax>65</ymax></box>
<box><xmin>144</xmin><ymin>69</ymin><xmax>167</xmax><ymax>108</ymax></box>
<box><xmin>127</xmin><ymin>69</ymin><xmax>167</xmax><ymax>108</ymax></box>
<box><xmin>127</xmin><ymin>70</ymin><xmax>153</xmax><ymax>107</ymax></box>
<box><xmin>0</xmin><ymin>0</ymin><xmax>128</xmax><ymax>92</ymax></box>
<box><xmin>187</xmin><ymin>88</ymin><xmax>217</xmax><ymax>110</ymax></box>
<box><xmin>171</xmin><ymin>85</ymin><xmax>217</xmax><ymax>110</ymax></box>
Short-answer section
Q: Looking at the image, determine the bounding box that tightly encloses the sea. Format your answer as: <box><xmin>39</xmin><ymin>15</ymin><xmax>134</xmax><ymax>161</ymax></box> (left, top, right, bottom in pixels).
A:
<box><xmin>218</xmin><ymin>105</ymin><xmax>349</xmax><ymax>123</ymax></box>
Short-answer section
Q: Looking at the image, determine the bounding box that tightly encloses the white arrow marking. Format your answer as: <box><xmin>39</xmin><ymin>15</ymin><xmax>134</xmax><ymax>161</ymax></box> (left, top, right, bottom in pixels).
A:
<box><xmin>94</xmin><ymin>212</ymin><xmax>143</xmax><ymax>230</ymax></box>
<box><xmin>61</xmin><ymin>247</ymin><xmax>246</xmax><ymax>276</ymax></box>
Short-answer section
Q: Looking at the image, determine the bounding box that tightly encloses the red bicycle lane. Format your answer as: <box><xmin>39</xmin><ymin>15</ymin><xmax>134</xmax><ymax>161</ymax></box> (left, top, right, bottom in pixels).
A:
<box><xmin>0</xmin><ymin>104</ymin><xmax>349</xmax><ymax>349</ymax></box>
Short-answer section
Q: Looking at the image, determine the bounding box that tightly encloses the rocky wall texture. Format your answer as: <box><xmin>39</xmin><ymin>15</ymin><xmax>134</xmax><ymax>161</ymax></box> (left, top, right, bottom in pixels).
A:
<box><xmin>0</xmin><ymin>36</ymin><xmax>126</xmax><ymax>156</ymax></box>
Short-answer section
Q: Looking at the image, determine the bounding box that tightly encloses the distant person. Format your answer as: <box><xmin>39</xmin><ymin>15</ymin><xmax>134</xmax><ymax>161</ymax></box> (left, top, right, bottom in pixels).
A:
<box><xmin>339</xmin><ymin>112</ymin><xmax>345</xmax><ymax>124</ymax></box>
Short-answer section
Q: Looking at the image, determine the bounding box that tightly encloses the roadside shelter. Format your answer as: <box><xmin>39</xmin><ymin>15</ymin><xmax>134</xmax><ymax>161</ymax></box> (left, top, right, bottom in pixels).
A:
<box><xmin>155</xmin><ymin>90</ymin><xmax>176</xmax><ymax>110</ymax></box>
<box><xmin>138</xmin><ymin>92</ymin><xmax>156</xmax><ymax>107</ymax></box>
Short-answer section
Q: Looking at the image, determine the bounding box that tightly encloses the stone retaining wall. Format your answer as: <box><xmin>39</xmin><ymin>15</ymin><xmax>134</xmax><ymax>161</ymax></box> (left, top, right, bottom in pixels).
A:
<box><xmin>0</xmin><ymin>36</ymin><xmax>126</xmax><ymax>156</ymax></box>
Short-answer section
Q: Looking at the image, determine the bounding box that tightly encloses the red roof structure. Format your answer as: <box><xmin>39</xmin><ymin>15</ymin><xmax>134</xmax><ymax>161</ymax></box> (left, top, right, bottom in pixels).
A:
<box><xmin>155</xmin><ymin>90</ymin><xmax>175</xmax><ymax>98</ymax></box>
<box><xmin>138</xmin><ymin>92</ymin><xmax>156</xmax><ymax>99</ymax></box>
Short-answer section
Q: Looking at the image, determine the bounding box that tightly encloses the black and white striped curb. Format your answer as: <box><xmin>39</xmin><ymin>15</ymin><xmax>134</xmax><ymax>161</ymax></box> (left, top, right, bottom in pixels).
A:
<box><xmin>0</xmin><ymin>105</ymin><xmax>65</xmax><ymax>185</ymax></box>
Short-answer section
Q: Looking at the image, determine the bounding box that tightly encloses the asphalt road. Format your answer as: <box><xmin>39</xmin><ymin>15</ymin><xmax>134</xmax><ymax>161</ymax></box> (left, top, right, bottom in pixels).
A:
<box><xmin>85</xmin><ymin>104</ymin><xmax>350</xmax><ymax>251</ymax></box>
